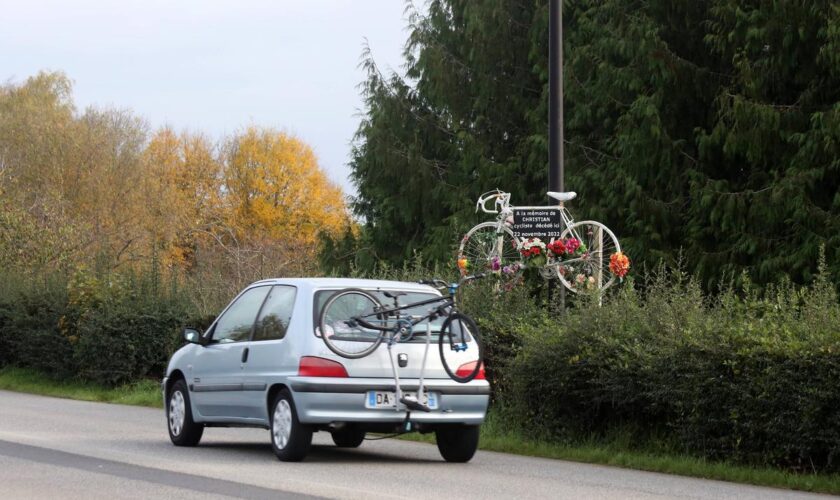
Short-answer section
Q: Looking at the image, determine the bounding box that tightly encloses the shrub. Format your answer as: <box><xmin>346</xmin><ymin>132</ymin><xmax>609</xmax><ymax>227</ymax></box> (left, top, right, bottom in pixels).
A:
<box><xmin>0</xmin><ymin>264</ymin><xmax>194</xmax><ymax>386</ymax></box>
<box><xmin>0</xmin><ymin>280</ymin><xmax>75</xmax><ymax>377</ymax></box>
<box><xmin>69</xmin><ymin>268</ymin><xmax>192</xmax><ymax>386</ymax></box>
<box><xmin>0</xmin><ymin>299</ymin><xmax>13</xmax><ymax>368</ymax></box>
<box><xmin>73</xmin><ymin>307</ymin><xmax>138</xmax><ymax>386</ymax></box>
<box><xmin>459</xmin><ymin>279</ymin><xmax>547</xmax><ymax>402</ymax></box>
<box><xmin>505</xmin><ymin>266</ymin><xmax>840</xmax><ymax>472</ymax></box>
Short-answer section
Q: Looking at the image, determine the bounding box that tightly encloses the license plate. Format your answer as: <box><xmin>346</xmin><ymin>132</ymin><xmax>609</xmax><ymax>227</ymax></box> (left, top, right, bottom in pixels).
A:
<box><xmin>365</xmin><ymin>391</ymin><xmax>438</xmax><ymax>410</ymax></box>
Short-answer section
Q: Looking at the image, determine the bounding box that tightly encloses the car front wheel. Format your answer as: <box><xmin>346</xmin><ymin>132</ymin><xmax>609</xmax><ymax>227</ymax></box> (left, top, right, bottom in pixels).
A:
<box><xmin>435</xmin><ymin>424</ymin><xmax>480</xmax><ymax>462</ymax></box>
<box><xmin>167</xmin><ymin>379</ymin><xmax>204</xmax><ymax>446</ymax></box>
<box><xmin>270</xmin><ymin>389</ymin><xmax>312</xmax><ymax>461</ymax></box>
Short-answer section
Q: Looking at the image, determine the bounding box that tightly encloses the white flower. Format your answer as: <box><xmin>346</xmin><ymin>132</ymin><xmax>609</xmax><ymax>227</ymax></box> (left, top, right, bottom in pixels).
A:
<box><xmin>518</xmin><ymin>237</ymin><xmax>546</xmax><ymax>251</ymax></box>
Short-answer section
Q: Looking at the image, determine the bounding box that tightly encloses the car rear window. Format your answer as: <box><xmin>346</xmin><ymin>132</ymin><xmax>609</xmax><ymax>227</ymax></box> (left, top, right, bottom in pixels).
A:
<box><xmin>313</xmin><ymin>289</ymin><xmax>455</xmax><ymax>343</ymax></box>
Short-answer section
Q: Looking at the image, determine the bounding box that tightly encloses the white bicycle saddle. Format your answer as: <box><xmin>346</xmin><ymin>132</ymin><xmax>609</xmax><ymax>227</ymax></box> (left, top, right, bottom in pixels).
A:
<box><xmin>547</xmin><ymin>191</ymin><xmax>577</xmax><ymax>202</ymax></box>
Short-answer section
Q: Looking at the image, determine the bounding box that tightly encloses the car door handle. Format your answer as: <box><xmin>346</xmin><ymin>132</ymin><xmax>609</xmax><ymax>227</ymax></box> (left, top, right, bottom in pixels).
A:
<box><xmin>241</xmin><ymin>347</ymin><xmax>249</xmax><ymax>363</ymax></box>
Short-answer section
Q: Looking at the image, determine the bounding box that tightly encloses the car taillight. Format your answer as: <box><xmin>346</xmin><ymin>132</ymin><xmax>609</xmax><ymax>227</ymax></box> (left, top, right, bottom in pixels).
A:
<box><xmin>455</xmin><ymin>361</ymin><xmax>485</xmax><ymax>380</ymax></box>
<box><xmin>298</xmin><ymin>356</ymin><xmax>349</xmax><ymax>377</ymax></box>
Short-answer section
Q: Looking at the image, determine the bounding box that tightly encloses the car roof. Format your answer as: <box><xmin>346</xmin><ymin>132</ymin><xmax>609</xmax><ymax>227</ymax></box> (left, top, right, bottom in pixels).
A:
<box><xmin>245</xmin><ymin>277</ymin><xmax>439</xmax><ymax>294</ymax></box>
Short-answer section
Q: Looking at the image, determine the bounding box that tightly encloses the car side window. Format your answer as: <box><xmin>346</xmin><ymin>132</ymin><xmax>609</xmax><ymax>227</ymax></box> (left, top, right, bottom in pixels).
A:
<box><xmin>211</xmin><ymin>286</ymin><xmax>271</xmax><ymax>343</ymax></box>
<box><xmin>253</xmin><ymin>286</ymin><xmax>297</xmax><ymax>341</ymax></box>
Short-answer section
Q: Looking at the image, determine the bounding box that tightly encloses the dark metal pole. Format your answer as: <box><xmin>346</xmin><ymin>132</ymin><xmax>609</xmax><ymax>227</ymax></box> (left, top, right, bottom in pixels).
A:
<box><xmin>549</xmin><ymin>0</ymin><xmax>565</xmax><ymax>311</ymax></box>
<box><xmin>549</xmin><ymin>0</ymin><xmax>564</xmax><ymax>195</ymax></box>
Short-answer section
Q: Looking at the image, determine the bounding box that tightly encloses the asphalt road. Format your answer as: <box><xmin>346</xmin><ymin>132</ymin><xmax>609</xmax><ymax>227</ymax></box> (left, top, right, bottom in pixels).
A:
<box><xmin>0</xmin><ymin>390</ymin><xmax>831</xmax><ymax>499</ymax></box>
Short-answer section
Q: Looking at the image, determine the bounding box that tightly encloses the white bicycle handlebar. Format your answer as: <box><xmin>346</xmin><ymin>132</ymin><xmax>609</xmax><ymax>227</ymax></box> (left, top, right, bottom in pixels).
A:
<box><xmin>475</xmin><ymin>190</ymin><xmax>511</xmax><ymax>214</ymax></box>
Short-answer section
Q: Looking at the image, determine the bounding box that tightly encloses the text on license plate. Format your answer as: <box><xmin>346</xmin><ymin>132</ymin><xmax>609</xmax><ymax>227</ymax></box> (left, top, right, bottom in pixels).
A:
<box><xmin>365</xmin><ymin>391</ymin><xmax>438</xmax><ymax>409</ymax></box>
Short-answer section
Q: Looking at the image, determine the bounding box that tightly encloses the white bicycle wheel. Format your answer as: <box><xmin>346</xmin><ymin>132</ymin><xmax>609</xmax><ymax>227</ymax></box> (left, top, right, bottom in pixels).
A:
<box><xmin>556</xmin><ymin>221</ymin><xmax>621</xmax><ymax>294</ymax></box>
<box><xmin>458</xmin><ymin>222</ymin><xmax>522</xmax><ymax>280</ymax></box>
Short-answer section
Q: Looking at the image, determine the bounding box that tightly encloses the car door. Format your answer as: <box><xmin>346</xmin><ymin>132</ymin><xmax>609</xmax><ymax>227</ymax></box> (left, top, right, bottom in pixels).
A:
<box><xmin>242</xmin><ymin>285</ymin><xmax>298</xmax><ymax>421</ymax></box>
<box><xmin>190</xmin><ymin>285</ymin><xmax>271</xmax><ymax>420</ymax></box>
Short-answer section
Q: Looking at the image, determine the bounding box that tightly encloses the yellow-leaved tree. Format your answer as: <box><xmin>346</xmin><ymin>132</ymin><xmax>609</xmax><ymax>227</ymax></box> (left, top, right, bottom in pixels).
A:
<box><xmin>0</xmin><ymin>72</ymin><xmax>149</xmax><ymax>271</ymax></box>
<box><xmin>223</xmin><ymin>126</ymin><xmax>346</xmax><ymax>242</ymax></box>
<box><xmin>1</xmin><ymin>72</ymin><xmax>351</xmax><ymax>309</ymax></box>
<box><xmin>219</xmin><ymin>127</ymin><xmax>347</xmax><ymax>274</ymax></box>
<box><xmin>143</xmin><ymin>127</ymin><xmax>221</xmax><ymax>268</ymax></box>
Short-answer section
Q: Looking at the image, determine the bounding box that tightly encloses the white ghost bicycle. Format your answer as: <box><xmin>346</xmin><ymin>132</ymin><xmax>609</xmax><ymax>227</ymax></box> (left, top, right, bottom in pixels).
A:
<box><xmin>457</xmin><ymin>189</ymin><xmax>622</xmax><ymax>294</ymax></box>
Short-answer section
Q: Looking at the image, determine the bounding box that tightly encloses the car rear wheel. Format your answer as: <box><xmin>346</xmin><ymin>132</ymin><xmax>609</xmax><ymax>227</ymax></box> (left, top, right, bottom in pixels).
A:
<box><xmin>436</xmin><ymin>424</ymin><xmax>480</xmax><ymax>462</ymax></box>
<box><xmin>167</xmin><ymin>379</ymin><xmax>204</xmax><ymax>446</ymax></box>
<box><xmin>270</xmin><ymin>389</ymin><xmax>312</xmax><ymax>461</ymax></box>
<box><xmin>331</xmin><ymin>426</ymin><xmax>366</xmax><ymax>448</ymax></box>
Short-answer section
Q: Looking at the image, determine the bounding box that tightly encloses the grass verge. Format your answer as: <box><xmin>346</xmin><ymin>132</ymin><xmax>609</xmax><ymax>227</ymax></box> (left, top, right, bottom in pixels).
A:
<box><xmin>0</xmin><ymin>367</ymin><xmax>162</xmax><ymax>408</ymax></box>
<box><xmin>473</xmin><ymin>415</ymin><xmax>840</xmax><ymax>495</ymax></box>
<box><xmin>2</xmin><ymin>366</ymin><xmax>839</xmax><ymax>494</ymax></box>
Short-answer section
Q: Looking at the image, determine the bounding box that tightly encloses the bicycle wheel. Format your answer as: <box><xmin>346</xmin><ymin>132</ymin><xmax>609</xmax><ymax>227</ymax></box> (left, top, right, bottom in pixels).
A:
<box><xmin>556</xmin><ymin>221</ymin><xmax>621</xmax><ymax>294</ymax></box>
<box><xmin>319</xmin><ymin>288</ymin><xmax>385</xmax><ymax>359</ymax></box>
<box><xmin>439</xmin><ymin>313</ymin><xmax>484</xmax><ymax>383</ymax></box>
<box><xmin>458</xmin><ymin>222</ymin><xmax>522</xmax><ymax>280</ymax></box>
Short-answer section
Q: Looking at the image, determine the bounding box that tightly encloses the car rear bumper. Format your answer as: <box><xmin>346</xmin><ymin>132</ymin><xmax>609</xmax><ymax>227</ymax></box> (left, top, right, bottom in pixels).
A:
<box><xmin>289</xmin><ymin>376</ymin><xmax>490</xmax><ymax>425</ymax></box>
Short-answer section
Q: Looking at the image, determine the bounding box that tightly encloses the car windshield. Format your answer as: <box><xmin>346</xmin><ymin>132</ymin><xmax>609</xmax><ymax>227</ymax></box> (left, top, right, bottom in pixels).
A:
<box><xmin>313</xmin><ymin>290</ymin><xmax>454</xmax><ymax>343</ymax></box>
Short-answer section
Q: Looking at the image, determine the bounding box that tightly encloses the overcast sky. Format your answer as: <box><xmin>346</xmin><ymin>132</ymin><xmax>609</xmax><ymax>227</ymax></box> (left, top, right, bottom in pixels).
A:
<box><xmin>0</xmin><ymin>0</ymin><xmax>412</xmax><ymax>195</ymax></box>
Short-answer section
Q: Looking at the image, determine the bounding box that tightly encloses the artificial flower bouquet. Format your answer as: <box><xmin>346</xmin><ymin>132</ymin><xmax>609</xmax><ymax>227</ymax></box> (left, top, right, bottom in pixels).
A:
<box><xmin>518</xmin><ymin>238</ymin><xmax>548</xmax><ymax>267</ymax></box>
<box><xmin>518</xmin><ymin>237</ymin><xmax>585</xmax><ymax>268</ymax></box>
<box><xmin>609</xmin><ymin>251</ymin><xmax>630</xmax><ymax>279</ymax></box>
<box><xmin>546</xmin><ymin>237</ymin><xmax>585</xmax><ymax>260</ymax></box>
<box><xmin>458</xmin><ymin>234</ymin><xmax>631</xmax><ymax>288</ymax></box>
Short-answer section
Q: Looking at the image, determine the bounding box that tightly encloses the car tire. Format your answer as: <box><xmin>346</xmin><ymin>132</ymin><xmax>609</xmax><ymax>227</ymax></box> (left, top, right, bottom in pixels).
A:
<box><xmin>435</xmin><ymin>424</ymin><xmax>480</xmax><ymax>463</ymax></box>
<box><xmin>331</xmin><ymin>426</ymin><xmax>365</xmax><ymax>448</ymax></box>
<box><xmin>270</xmin><ymin>389</ymin><xmax>312</xmax><ymax>461</ymax></box>
<box><xmin>167</xmin><ymin>379</ymin><xmax>204</xmax><ymax>446</ymax></box>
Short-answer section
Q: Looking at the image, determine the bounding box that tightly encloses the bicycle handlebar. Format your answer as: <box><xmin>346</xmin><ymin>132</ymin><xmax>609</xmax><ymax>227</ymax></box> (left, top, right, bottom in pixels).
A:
<box><xmin>475</xmin><ymin>190</ymin><xmax>511</xmax><ymax>214</ymax></box>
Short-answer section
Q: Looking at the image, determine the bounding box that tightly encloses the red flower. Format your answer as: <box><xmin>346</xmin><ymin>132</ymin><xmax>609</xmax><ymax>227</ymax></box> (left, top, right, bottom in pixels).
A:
<box><xmin>532</xmin><ymin>247</ymin><xmax>541</xmax><ymax>255</ymax></box>
<box><xmin>550</xmin><ymin>240</ymin><xmax>566</xmax><ymax>255</ymax></box>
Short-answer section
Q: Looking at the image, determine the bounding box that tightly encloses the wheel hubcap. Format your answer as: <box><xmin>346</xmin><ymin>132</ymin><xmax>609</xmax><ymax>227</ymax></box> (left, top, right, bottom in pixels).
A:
<box><xmin>272</xmin><ymin>399</ymin><xmax>293</xmax><ymax>449</ymax></box>
<box><xmin>169</xmin><ymin>390</ymin><xmax>185</xmax><ymax>436</ymax></box>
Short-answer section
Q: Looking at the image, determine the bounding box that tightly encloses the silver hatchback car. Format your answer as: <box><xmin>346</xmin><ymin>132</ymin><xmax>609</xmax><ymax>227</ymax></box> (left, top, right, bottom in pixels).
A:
<box><xmin>162</xmin><ymin>278</ymin><xmax>490</xmax><ymax>462</ymax></box>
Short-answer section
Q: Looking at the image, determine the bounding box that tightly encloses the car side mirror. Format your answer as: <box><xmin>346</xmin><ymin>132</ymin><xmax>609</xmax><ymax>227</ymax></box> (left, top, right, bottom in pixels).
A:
<box><xmin>183</xmin><ymin>327</ymin><xmax>203</xmax><ymax>345</ymax></box>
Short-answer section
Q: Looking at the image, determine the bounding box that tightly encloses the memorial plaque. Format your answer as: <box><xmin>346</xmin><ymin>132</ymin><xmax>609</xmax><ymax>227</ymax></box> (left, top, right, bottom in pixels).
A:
<box><xmin>512</xmin><ymin>208</ymin><xmax>564</xmax><ymax>239</ymax></box>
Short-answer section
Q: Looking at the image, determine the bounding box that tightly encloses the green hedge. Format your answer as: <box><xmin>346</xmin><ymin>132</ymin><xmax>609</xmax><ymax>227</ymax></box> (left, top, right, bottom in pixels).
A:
<box><xmin>0</xmin><ymin>267</ymin><xmax>194</xmax><ymax>386</ymax></box>
<box><xmin>73</xmin><ymin>303</ymin><xmax>184</xmax><ymax>386</ymax></box>
<box><xmin>0</xmin><ymin>282</ymin><xmax>76</xmax><ymax>377</ymax></box>
<box><xmin>3</xmin><ymin>257</ymin><xmax>840</xmax><ymax>472</ymax></box>
<box><xmin>504</xmin><ymin>270</ymin><xmax>840</xmax><ymax>472</ymax></box>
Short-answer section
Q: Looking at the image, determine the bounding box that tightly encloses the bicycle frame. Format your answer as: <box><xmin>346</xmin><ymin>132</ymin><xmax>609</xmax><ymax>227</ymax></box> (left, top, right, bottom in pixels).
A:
<box><xmin>350</xmin><ymin>293</ymin><xmax>454</xmax><ymax>338</ymax></box>
<box><xmin>347</xmin><ymin>275</ymin><xmax>482</xmax><ymax>351</ymax></box>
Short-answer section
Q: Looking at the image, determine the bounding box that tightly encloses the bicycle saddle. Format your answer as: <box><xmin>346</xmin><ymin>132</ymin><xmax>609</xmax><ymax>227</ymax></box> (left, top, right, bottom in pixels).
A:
<box><xmin>547</xmin><ymin>191</ymin><xmax>577</xmax><ymax>202</ymax></box>
<box><xmin>383</xmin><ymin>291</ymin><xmax>407</xmax><ymax>299</ymax></box>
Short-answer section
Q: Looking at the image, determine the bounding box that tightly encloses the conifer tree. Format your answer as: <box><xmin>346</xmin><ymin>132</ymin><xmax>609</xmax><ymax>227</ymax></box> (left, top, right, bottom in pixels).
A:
<box><xmin>347</xmin><ymin>0</ymin><xmax>840</xmax><ymax>286</ymax></box>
